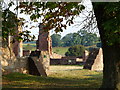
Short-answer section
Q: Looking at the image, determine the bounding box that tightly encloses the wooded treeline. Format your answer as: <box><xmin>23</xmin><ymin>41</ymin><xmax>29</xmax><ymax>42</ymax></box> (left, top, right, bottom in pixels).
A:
<box><xmin>51</xmin><ymin>30</ymin><xmax>101</xmax><ymax>47</ymax></box>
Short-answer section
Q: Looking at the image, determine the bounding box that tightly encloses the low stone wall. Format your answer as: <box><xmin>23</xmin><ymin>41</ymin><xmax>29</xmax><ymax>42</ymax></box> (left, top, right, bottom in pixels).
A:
<box><xmin>50</xmin><ymin>53</ymin><xmax>62</xmax><ymax>59</ymax></box>
<box><xmin>14</xmin><ymin>57</ymin><xmax>29</xmax><ymax>74</ymax></box>
<box><xmin>50</xmin><ymin>56</ymin><xmax>84</xmax><ymax>65</ymax></box>
<box><xmin>1</xmin><ymin>47</ymin><xmax>50</xmax><ymax>76</ymax></box>
<box><xmin>0</xmin><ymin>47</ymin><xmax>29</xmax><ymax>75</ymax></box>
<box><xmin>50</xmin><ymin>58</ymin><xmax>76</xmax><ymax>65</ymax></box>
<box><xmin>23</xmin><ymin>50</ymin><xmax>31</xmax><ymax>56</ymax></box>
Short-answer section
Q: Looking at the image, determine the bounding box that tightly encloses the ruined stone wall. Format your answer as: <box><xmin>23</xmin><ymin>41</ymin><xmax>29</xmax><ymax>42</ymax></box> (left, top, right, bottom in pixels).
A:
<box><xmin>28</xmin><ymin>51</ymin><xmax>50</xmax><ymax>76</ymax></box>
<box><xmin>36</xmin><ymin>23</ymin><xmax>52</xmax><ymax>56</ymax></box>
<box><xmin>12</xmin><ymin>26</ymin><xmax>23</xmax><ymax>57</ymax></box>
<box><xmin>91</xmin><ymin>48</ymin><xmax>103</xmax><ymax>71</ymax></box>
<box><xmin>0</xmin><ymin>47</ymin><xmax>28</xmax><ymax>75</ymax></box>
<box><xmin>40</xmin><ymin>51</ymin><xmax>50</xmax><ymax>75</ymax></box>
<box><xmin>83</xmin><ymin>50</ymin><xmax>89</xmax><ymax>62</ymax></box>
<box><xmin>0</xmin><ymin>47</ymin><xmax>16</xmax><ymax>75</ymax></box>
<box><xmin>14</xmin><ymin>57</ymin><xmax>29</xmax><ymax>74</ymax></box>
<box><xmin>50</xmin><ymin>53</ymin><xmax>62</xmax><ymax>59</ymax></box>
<box><xmin>1</xmin><ymin>47</ymin><xmax>50</xmax><ymax>76</ymax></box>
<box><xmin>50</xmin><ymin>58</ymin><xmax>77</xmax><ymax>65</ymax></box>
<box><xmin>37</xmin><ymin>31</ymin><xmax>52</xmax><ymax>56</ymax></box>
<box><xmin>23</xmin><ymin>50</ymin><xmax>31</xmax><ymax>56</ymax></box>
<box><xmin>83</xmin><ymin>48</ymin><xmax>103</xmax><ymax>71</ymax></box>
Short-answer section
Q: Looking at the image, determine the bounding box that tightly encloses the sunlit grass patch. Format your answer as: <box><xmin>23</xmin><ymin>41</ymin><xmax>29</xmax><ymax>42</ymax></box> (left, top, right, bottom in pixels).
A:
<box><xmin>2</xmin><ymin>65</ymin><xmax>103</xmax><ymax>89</ymax></box>
<box><xmin>52</xmin><ymin>47</ymin><xmax>69</xmax><ymax>56</ymax></box>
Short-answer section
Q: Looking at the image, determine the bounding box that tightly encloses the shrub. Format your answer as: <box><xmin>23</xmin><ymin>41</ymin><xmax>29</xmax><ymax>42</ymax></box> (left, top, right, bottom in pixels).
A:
<box><xmin>65</xmin><ymin>45</ymin><xmax>85</xmax><ymax>57</ymax></box>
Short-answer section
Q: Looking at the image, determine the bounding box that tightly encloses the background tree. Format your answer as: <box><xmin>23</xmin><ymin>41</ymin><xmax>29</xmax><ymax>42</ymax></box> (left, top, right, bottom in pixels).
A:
<box><xmin>65</xmin><ymin>45</ymin><xmax>85</xmax><ymax>57</ymax></box>
<box><xmin>61</xmin><ymin>33</ymin><xmax>81</xmax><ymax>47</ymax></box>
<box><xmin>2</xmin><ymin>2</ymin><xmax>35</xmax><ymax>47</ymax></box>
<box><xmin>51</xmin><ymin>34</ymin><xmax>61</xmax><ymax>47</ymax></box>
<box><xmin>78</xmin><ymin>30</ymin><xmax>99</xmax><ymax>46</ymax></box>
<box><xmin>61</xmin><ymin>30</ymin><xmax>100</xmax><ymax>47</ymax></box>
<box><xmin>61</xmin><ymin>33</ymin><xmax>73</xmax><ymax>47</ymax></box>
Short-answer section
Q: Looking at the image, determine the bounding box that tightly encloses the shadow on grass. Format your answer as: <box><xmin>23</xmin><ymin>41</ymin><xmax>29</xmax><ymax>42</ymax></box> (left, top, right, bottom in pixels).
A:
<box><xmin>2</xmin><ymin>71</ymin><xmax>102</xmax><ymax>89</ymax></box>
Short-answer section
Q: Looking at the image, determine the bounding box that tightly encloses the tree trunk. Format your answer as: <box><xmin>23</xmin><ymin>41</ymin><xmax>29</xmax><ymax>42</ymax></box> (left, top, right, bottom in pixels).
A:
<box><xmin>101</xmin><ymin>44</ymin><xmax>120</xmax><ymax>89</ymax></box>
<box><xmin>93</xmin><ymin>3</ymin><xmax>120</xmax><ymax>89</ymax></box>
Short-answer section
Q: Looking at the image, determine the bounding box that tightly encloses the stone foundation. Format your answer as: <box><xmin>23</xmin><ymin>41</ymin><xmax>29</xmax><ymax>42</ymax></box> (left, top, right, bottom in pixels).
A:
<box><xmin>0</xmin><ymin>47</ymin><xmax>29</xmax><ymax>75</ymax></box>
<box><xmin>1</xmin><ymin>47</ymin><xmax>50</xmax><ymax>76</ymax></box>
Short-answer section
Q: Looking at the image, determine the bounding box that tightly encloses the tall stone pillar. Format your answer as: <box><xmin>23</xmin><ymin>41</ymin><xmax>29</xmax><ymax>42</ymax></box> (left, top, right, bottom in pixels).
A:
<box><xmin>34</xmin><ymin>23</ymin><xmax>52</xmax><ymax>76</ymax></box>
<box><xmin>36</xmin><ymin>23</ymin><xmax>52</xmax><ymax>56</ymax></box>
<box><xmin>12</xmin><ymin>26</ymin><xmax>23</xmax><ymax>57</ymax></box>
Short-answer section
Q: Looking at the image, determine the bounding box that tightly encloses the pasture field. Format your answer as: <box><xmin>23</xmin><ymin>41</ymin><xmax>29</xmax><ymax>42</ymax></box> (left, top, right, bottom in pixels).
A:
<box><xmin>23</xmin><ymin>43</ymin><xmax>69</xmax><ymax>56</ymax></box>
<box><xmin>2</xmin><ymin>65</ymin><xmax>103</xmax><ymax>89</ymax></box>
<box><xmin>23</xmin><ymin>43</ymin><xmax>36</xmax><ymax>51</ymax></box>
<box><xmin>52</xmin><ymin>47</ymin><xmax>69</xmax><ymax>56</ymax></box>
<box><xmin>23</xmin><ymin>44</ymin><xmax>69</xmax><ymax>55</ymax></box>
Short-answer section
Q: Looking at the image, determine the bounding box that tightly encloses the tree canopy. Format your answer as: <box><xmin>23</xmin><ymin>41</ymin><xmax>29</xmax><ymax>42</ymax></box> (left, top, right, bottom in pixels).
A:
<box><xmin>2</xmin><ymin>2</ymin><xmax>35</xmax><ymax>44</ymax></box>
<box><xmin>65</xmin><ymin>45</ymin><xmax>85</xmax><ymax>57</ymax></box>
<box><xmin>51</xmin><ymin>34</ymin><xmax>62</xmax><ymax>47</ymax></box>
<box><xmin>51</xmin><ymin>30</ymin><xmax>100</xmax><ymax>47</ymax></box>
<box><xmin>17</xmin><ymin>2</ymin><xmax>85</xmax><ymax>32</ymax></box>
<box><xmin>93</xmin><ymin>2</ymin><xmax>120</xmax><ymax>46</ymax></box>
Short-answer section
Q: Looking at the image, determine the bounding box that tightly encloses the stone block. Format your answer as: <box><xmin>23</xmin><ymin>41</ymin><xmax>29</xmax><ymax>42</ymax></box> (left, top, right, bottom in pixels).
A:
<box><xmin>28</xmin><ymin>51</ymin><xmax>50</xmax><ymax>76</ymax></box>
<box><xmin>83</xmin><ymin>48</ymin><xmax>103</xmax><ymax>71</ymax></box>
<box><xmin>23</xmin><ymin>50</ymin><xmax>31</xmax><ymax>56</ymax></box>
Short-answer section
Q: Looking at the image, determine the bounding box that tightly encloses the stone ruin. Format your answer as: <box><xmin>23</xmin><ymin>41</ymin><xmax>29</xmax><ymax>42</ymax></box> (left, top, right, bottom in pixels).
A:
<box><xmin>50</xmin><ymin>50</ymin><xmax>89</xmax><ymax>65</ymax></box>
<box><xmin>12</xmin><ymin>26</ymin><xmax>23</xmax><ymax>57</ymax></box>
<box><xmin>1</xmin><ymin>23</ymin><xmax>51</xmax><ymax>76</ymax></box>
<box><xmin>83</xmin><ymin>50</ymin><xmax>89</xmax><ymax>62</ymax></box>
<box><xmin>1</xmin><ymin>21</ymin><xmax>104</xmax><ymax>76</ymax></box>
<box><xmin>1</xmin><ymin>25</ymin><xmax>28</xmax><ymax>75</ymax></box>
<box><xmin>36</xmin><ymin>23</ymin><xmax>52</xmax><ymax>56</ymax></box>
<box><xmin>28</xmin><ymin>51</ymin><xmax>50</xmax><ymax>76</ymax></box>
<box><xmin>83</xmin><ymin>48</ymin><xmax>103</xmax><ymax>71</ymax></box>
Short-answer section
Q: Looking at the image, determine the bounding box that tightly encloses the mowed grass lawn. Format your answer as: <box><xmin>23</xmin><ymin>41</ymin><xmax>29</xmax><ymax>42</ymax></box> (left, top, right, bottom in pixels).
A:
<box><xmin>2</xmin><ymin>65</ymin><xmax>103</xmax><ymax>89</ymax></box>
<box><xmin>52</xmin><ymin>47</ymin><xmax>69</xmax><ymax>56</ymax></box>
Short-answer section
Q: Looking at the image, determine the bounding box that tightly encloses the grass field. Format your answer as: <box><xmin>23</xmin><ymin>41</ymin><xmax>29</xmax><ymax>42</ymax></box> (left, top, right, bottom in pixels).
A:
<box><xmin>23</xmin><ymin>43</ymin><xmax>36</xmax><ymax>51</ymax></box>
<box><xmin>2</xmin><ymin>65</ymin><xmax>103</xmax><ymax>89</ymax></box>
<box><xmin>52</xmin><ymin>47</ymin><xmax>69</xmax><ymax>56</ymax></box>
<box><xmin>23</xmin><ymin>43</ymin><xmax>69</xmax><ymax>56</ymax></box>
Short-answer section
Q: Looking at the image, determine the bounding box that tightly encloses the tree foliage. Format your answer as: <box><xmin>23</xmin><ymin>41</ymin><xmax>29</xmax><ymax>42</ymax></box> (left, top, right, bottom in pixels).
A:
<box><xmin>65</xmin><ymin>45</ymin><xmax>85</xmax><ymax>57</ymax></box>
<box><xmin>93</xmin><ymin>2</ymin><xmax>120</xmax><ymax>46</ymax></box>
<box><xmin>17</xmin><ymin>2</ymin><xmax>85</xmax><ymax>32</ymax></box>
<box><xmin>2</xmin><ymin>2</ymin><xmax>35</xmax><ymax>43</ymax></box>
<box><xmin>51</xmin><ymin>34</ymin><xmax>61</xmax><ymax>47</ymax></box>
<box><xmin>78</xmin><ymin>30</ymin><xmax>99</xmax><ymax>46</ymax></box>
<box><xmin>51</xmin><ymin>30</ymin><xmax>100</xmax><ymax>47</ymax></box>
